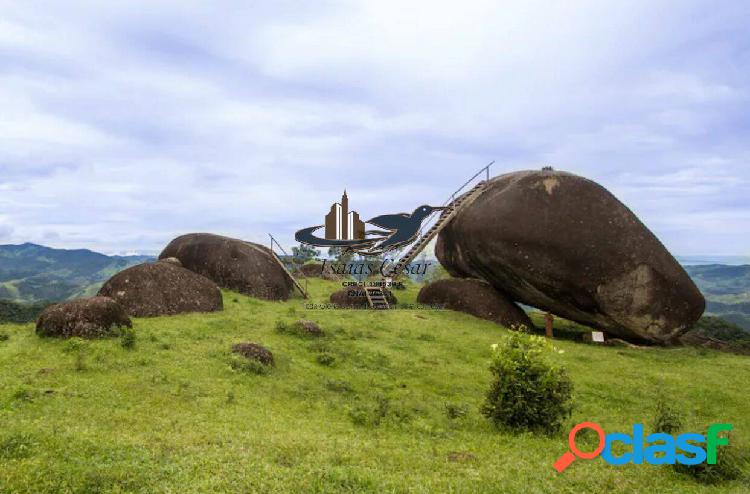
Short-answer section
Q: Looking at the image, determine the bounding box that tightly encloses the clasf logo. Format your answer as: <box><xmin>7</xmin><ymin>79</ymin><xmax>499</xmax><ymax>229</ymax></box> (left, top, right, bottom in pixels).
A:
<box><xmin>554</xmin><ymin>422</ymin><xmax>733</xmax><ymax>472</ymax></box>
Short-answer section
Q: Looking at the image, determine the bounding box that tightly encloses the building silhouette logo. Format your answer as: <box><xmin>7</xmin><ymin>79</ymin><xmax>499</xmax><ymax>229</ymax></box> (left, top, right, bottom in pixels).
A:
<box><xmin>324</xmin><ymin>190</ymin><xmax>365</xmax><ymax>241</ymax></box>
<box><xmin>295</xmin><ymin>189</ymin><xmax>446</xmax><ymax>255</ymax></box>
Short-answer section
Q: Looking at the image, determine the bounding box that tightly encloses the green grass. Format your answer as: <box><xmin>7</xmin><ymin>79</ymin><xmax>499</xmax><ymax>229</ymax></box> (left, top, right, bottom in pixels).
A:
<box><xmin>0</xmin><ymin>279</ymin><xmax>748</xmax><ymax>493</ymax></box>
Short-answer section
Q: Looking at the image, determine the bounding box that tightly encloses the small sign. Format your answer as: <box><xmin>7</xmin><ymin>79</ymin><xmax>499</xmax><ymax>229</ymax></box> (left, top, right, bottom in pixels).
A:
<box><xmin>591</xmin><ymin>331</ymin><xmax>605</xmax><ymax>343</ymax></box>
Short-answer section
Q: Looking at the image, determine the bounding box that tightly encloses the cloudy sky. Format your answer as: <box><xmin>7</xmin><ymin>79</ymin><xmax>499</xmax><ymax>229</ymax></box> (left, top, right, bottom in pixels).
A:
<box><xmin>0</xmin><ymin>1</ymin><xmax>748</xmax><ymax>255</ymax></box>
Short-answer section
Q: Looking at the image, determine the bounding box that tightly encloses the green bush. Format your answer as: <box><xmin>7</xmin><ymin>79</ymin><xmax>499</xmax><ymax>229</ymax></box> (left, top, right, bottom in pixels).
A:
<box><xmin>673</xmin><ymin>433</ymin><xmax>748</xmax><ymax>484</ymax></box>
<box><xmin>120</xmin><ymin>327</ymin><xmax>137</xmax><ymax>349</ymax></box>
<box><xmin>652</xmin><ymin>397</ymin><xmax>683</xmax><ymax>435</ymax></box>
<box><xmin>316</xmin><ymin>352</ymin><xmax>336</xmax><ymax>366</ymax></box>
<box><xmin>481</xmin><ymin>331</ymin><xmax>573</xmax><ymax>434</ymax></box>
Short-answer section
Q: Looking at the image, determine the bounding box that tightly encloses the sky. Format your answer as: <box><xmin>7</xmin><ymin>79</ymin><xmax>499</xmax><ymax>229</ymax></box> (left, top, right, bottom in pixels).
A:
<box><xmin>0</xmin><ymin>1</ymin><xmax>749</xmax><ymax>256</ymax></box>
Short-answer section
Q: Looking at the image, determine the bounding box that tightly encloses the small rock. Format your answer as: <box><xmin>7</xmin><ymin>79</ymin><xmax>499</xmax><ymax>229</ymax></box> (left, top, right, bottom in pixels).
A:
<box><xmin>232</xmin><ymin>343</ymin><xmax>274</xmax><ymax>366</ymax></box>
<box><xmin>295</xmin><ymin>320</ymin><xmax>324</xmax><ymax>337</ymax></box>
<box><xmin>159</xmin><ymin>257</ymin><xmax>182</xmax><ymax>267</ymax></box>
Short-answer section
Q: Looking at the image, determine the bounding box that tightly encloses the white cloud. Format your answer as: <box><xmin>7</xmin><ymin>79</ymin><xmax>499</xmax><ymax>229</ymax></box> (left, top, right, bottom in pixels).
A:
<box><xmin>0</xmin><ymin>0</ymin><xmax>748</xmax><ymax>255</ymax></box>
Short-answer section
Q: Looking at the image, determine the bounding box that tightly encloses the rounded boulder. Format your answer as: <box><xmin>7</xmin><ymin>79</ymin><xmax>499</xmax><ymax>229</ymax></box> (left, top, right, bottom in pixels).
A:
<box><xmin>159</xmin><ymin>233</ymin><xmax>294</xmax><ymax>300</ymax></box>
<box><xmin>98</xmin><ymin>261</ymin><xmax>223</xmax><ymax>317</ymax></box>
<box><xmin>436</xmin><ymin>169</ymin><xmax>705</xmax><ymax>343</ymax></box>
<box><xmin>417</xmin><ymin>278</ymin><xmax>533</xmax><ymax>329</ymax></box>
<box><xmin>36</xmin><ymin>296</ymin><xmax>132</xmax><ymax>339</ymax></box>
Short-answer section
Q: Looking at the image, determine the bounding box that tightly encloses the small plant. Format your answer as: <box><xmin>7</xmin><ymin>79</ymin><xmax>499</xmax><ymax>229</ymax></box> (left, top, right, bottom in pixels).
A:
<box><xmin>120</xmin><ymin>327</ymin><xmax>136</xmax><ymax>349</ymax></box>
<box><xmin>62</xmin><ymin>337</ymin><xmax>86</xmax><ymax>354</ymax></box>
<box><xmin>0</xmin><ymin>332</ymin><xmax>9</xmax><ymax>342</ymax></box>
<box><xmin>325</xmin><ymin>379</ymin><xmax>353</xmax><ymax>394</ymax></box>
<box><xmin>349</xmin><ymin>395</ymin><xmax>391</xmax><ymax>427</ymax></box>
<box><xmin>673</xmin><ymin>432</ymin><xmax>748</xmax><ymax>484</ymax></box>
<box><xmin>316</xmin><ymin>352</ymin><xmax>337</xmax><ymax>366</ymax></box>
<box><xmin>226</xmin><ymin>390</ymin><xmax>236</xmax><ymax>404</ymax></box>
<box><xmin>0</xmin><ymin>433</ymin><xmax>35</xmax><ymax>460</ymax></box>
<box><xmin>652</xmin><ymin>396</ymin><xmax>683</xmax><ymax>435</ymax></box>
<box><xmin>74</xmin><ymin>352</ymin><xmax>87</xmax><ymax>372</ymax></box>
<box><xmin>481</xmin><ymin>331</ymin><xmax>573</xmax><ymax>434</ymax></box>
<box><xmin>444</xmin><ymin>402</ymin><xmax>469</xmax><ymax>420</ymax></box>
<box><xmin>12</xmin><ymin>388</ymin><xmax>35</xmax><ymax>403</ymax></box>
<box><xmin>275</xmin><ymin>320</ymin><xmax>289</xmax><ymax>333</ymax></box>
<box><xmin>228</xmin><ymin>354</ymin><xmax>271</xmax><ymax>375</ymax></box>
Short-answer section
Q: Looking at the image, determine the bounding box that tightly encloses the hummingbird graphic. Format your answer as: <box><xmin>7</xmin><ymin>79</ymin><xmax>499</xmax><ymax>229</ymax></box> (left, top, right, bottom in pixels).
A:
<box><xmin>295</xmin><ymin>204</ymin><xmax>447</xmax><ymax>255</ymax></box>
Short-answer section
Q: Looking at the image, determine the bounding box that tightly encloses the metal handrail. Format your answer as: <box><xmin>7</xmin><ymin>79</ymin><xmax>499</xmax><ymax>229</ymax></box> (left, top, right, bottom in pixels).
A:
<box><xmin>413</xmin><ymin>160</ymin><xmax>494</xmax><ymax>242</ymax></box>
<box><xmin>269</xmin><ymin>233</ymin><xmax>309</xmax><ymax>279</ymax></box>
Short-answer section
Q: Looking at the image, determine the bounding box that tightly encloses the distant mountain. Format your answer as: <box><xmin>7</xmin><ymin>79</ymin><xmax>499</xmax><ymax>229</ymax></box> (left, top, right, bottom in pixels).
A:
<box><xmin>0</xmin><ymin>243</ymin><xmax>153</xmax><ymax>303</ymax></box>
<box><xmin>683</xmin><ymin>264</ymin><xmax>750</xmax><ymax>331</ymax></box>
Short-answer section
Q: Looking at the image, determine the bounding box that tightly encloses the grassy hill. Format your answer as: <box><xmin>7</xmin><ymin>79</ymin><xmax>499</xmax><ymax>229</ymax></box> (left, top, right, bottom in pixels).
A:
<box><xmin>0</xmin><ymin>278</ymin><xmax>748</xmax><ymax>493</ymax></box>
<box><xmin>0</xmin><ymin>243</ymin><xmax>152</xmax><ymax>303</ymax></box>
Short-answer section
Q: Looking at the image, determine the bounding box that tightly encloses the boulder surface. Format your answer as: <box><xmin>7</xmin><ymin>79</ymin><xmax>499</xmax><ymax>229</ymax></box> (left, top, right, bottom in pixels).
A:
<box><xmin>417</xmin><ymin>278</ymin><xmax>533</xmax><ymax>329</ymax></box>
<box><xmin>436</xmin><ymin>169</ymin><xmax>705</xmax><ymax>343</ymax></box>
<box><xmin>159</xmin><ymin>233</ymin><xmax>294</xmax><ymax>300</ymax></box>
<box><xmin>36</xmin><ymin>296</ymin><xmax>131</xmax><ymax>338</ymax></box>
<box><xmin>98</xmin><ymin>261</ymin><xmax>223</xmax><ymax>317</ymax></box>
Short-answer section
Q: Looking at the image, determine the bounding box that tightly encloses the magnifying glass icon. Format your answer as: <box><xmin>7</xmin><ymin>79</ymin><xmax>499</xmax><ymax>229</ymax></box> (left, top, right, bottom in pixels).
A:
<box><xmin>553</xmin><ymin>422</ymin><xmax>605</xmax><ymax>473</ymax></box>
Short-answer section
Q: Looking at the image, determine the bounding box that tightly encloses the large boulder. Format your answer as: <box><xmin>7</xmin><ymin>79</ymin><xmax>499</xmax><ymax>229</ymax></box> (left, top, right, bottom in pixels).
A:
<box><xmin>417</xmin><ymin>278</ymin><xmax>533</xmax><ymax>329</ymax></box>
<box><xmin>159</xmin><ymin>233</ymin><xmax>294</xmax><ymax>300</ymax></box>
<box><xmin>436</xmin><ymin>169</ymin><xmax>705</xmax><ymax>343</ymax></box>
<box><xmin>36</xmin><ymin>296</ymin><xmax>131</xmax><ymax>339</ymax></box>
<box><xmin>98</xmin><ymin>261</ymin><xmax>223</xmax><ymax>317</ymax></box>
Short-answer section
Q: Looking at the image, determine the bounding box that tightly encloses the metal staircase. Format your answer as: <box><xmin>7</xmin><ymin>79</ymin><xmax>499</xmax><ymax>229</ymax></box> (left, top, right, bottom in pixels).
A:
<box><xmin>364</xmin><ymin>286</ymin><xmax>390</xmax><ymax>309</ymax></box>
<box><xmin>384</xmin><ymin>180</ymin><xmax>488</xmax><ymax>279</ymax></box>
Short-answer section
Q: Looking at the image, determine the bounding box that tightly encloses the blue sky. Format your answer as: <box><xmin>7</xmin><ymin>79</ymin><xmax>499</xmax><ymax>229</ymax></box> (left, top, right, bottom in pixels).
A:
<box><xmin>0</xmin><ymin>1</ymin><xmax>748</xmax><ymax>255</ymax></box>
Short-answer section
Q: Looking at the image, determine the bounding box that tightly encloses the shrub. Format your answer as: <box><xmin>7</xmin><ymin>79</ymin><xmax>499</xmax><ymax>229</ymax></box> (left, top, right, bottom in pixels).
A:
<box><xmin>652</xmin><ymin>397</ymin><xmax>683</xmax><ymax>435</ymax></box>
<box><xmin>0</xmin><ymin>332</ymin><xmax>9</xmax><ymax>342</ymax></box>
<box><xmin>349</xmin><ymin>395</ymin><xmax>391</xmax><ymax>427</ymax></box>
<box><xmin>120</xmin><ymin>327</ymin><xmax>136</xmax><ymax>349</ymax></box>
<box><xmin>481</xmin><ymin>331</ymin><xmax>573</xmax><ymax>434</ymax></box>
<box><xmin>444</xmin><ymin>402</ymin><xmax>469</xmax><ymax>420</ymax></box>
<box><xmin>325</xmin><ymin>379</ymin><xmax>353</xmax><ymax>394</ymax></box>
<box><xmin>316</xmin><ymin>352</ymin><xmax>336</xmax><ymax>366</ymax></box>
<box><xmin>673</xmin><ymin>433</ymin><xmax>748</xmax><ymax>484</ymax></box>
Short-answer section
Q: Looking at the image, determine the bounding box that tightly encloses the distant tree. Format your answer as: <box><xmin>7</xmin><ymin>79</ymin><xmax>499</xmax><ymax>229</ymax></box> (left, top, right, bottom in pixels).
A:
<box><xmin>328</xmin><ymin>246</ymin><xmax>354</xmax><ymax>264</ymax></box>
<box><xmin>292</xmin><ymin>243</ymin><xmax>320</xmax><ymax>264</ymax></box>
